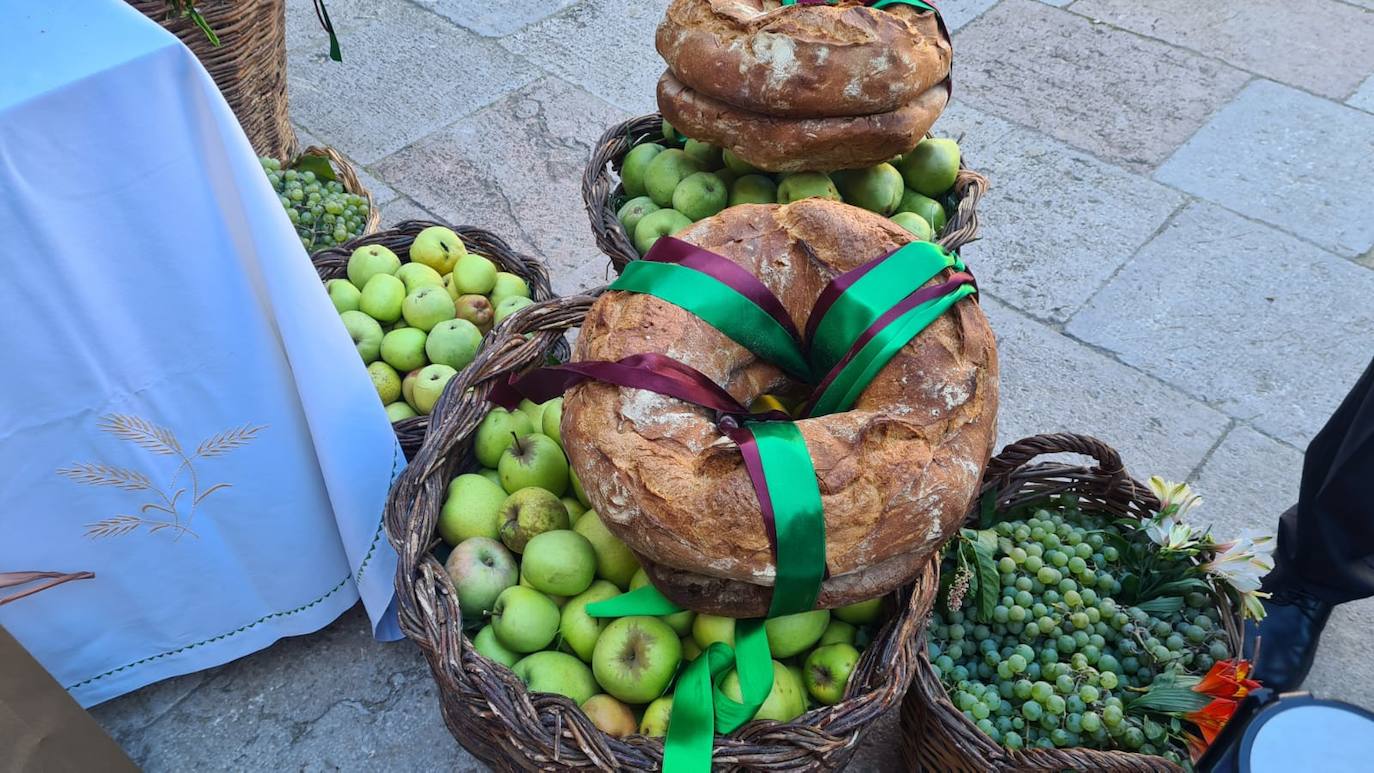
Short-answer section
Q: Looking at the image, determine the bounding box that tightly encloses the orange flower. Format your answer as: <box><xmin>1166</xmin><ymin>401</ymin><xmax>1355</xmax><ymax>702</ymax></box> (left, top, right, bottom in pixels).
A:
<box><xmin>1187</xmin><ymin>697</ymin><xmax>1239</xmax><ymax>760</ymax></box>
<box><xmin>1195</xmin><ymin>659</ymin><xmax>1261</xmax><ymax>700</ymax></box>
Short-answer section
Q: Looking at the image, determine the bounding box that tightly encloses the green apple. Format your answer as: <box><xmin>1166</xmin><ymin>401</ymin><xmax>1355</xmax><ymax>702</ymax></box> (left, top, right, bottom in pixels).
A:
<box><xmin>340</xmin><ymin>310</ymin><xmax>383</xmax><ymax>363</ymax></box>
<box><xmin>385</xmin><ymin>402</ymin><xmax>417</xmax><ymax>423</ymax></box>
<box><xmin>633</xmin><ymin>209</ymin><xmax>693</xmax><ymax>255</ymax></box>
<box><xmin>491</xmin><ymin>585</ymin><xmax>561</xmax><ymax>652</ymax></box>
<box><xmin>834</xmin><ymin>597</ymin><xmax>884</xmax><ymax>625</ymax></box>
<box><xmin>442</xmin><ymin>272</ymin><xmax>461</xmax><ymax>302</ymax></box>
<box><xmin>776</xmin><ymin>172</ymin><xmax>841</xmax><ymax>204</ymax></box>
<box><xmin>629</xmin><ymin>569</ymin><xmax>693</xmax><ymax>635</ymax></box>
<box><xmin>561</xmin><ymin>496</ymin><xmax>586</xmax><ymax>522</ymax></box>
<box><xmin>540</xmin><ymin>397</ymin><xmax>564</xmax><ymax>447</ymax></box>
<box><xmin>890</xmin><ymin>212</ymin><xmax>933</xmax><ymax>240</ymax></box>
<box><xmin>367</xmin><ymin>361</ymin><xmax>401</xmax><ymax>404</ymax></box>
<box><xmin>683</xmin><ymin>139</ymin><xmax>722</xmax><ymax>169</ymax></box>
<box><xmin>581</xmin><ymin>694</ymin><xmax>637</xmax><ymax>738</ymax></box>
<box><xmin>672</xmin><ymin>171</ymin><xmax>728</xmax><ymax>221</ymax></box>
<box><xmin>517</xmin><ymin>398</ymin><xmax>546</xmax><ymax>429</ymax></box>
<box><xmin>445</xmin><ymin>536</ymin><xmax>519</xmax><ymax>619</ymax></box>
<box><xmin>454</xmin><ymin>294</ymin><xmax>495</xmax><ymax>334</ymax></box>
<box><xmin>489</xmin><ymin>272</ymin><xmax>530</xmax><ymax>308</ymax></box>
<box><xmin>764</xmin><ymin>610</ymin><xmax>830</xmax><ymax>658</ymax></box>
<box><xmin>401</xmin><ymin>368</ymin><xmax>422</xmax><ymax>410</ymax></box>
<box><xmin>498</xmin><ymin>486</ymin><xmax>570</xmax><ymax>553</ymax></box>
<box><xmin>439</xmin><ymin>473</ymin><xmax>508</xmax><ymax>544</ymax></box>
<box><xmin>896</xmin><ymin>189</ymin><xmax>947</xmax><ymax>233</ymax></box>
<box><xmin>359</xmin><ymin>273</ymin><xmax>406</xmax><ymax>323</ymax></box>
<box><xmin>570</xmin><ymin>467</ymin><xmax>590</xmax><ymax>508</ymax></box>
<box><xmin>522</xmin><ymin>529</ymin><xmax>597</xmax><ymax>597</ymax></box>
<box><xmin>474</xmin><ymin>408</ymin><xmax>534</xmax><ymax>467</ymax></box>
<box><xmin>803</xmin><ymin>643</ymin><xmax>860</xmax><ymax>705</ymax></box>
<box><xmin>452</xmin><ymin>252</ymin><xmax>498</xmax><ymax>295</ymax></box>
<box><xmin>396</xmin><ymin>262</ymin><xmax>445</xmax><ymax>294</ymax></box>
<box><xmin>402</xmin><ymin>286</ymin><xmax>456</xmax><ymax>332</ymax></box>
<box><xmin>559</xmin><ymin>580</ymin><xmax>620</xmax><ymax>661</ymax></box>
<box><xmin>818</xmin><ymin>620</ymin><xmax>858</xmax><ymax>647</ymax></box>
<box><xmin>643</xmin><ymin>149</ymin><xmax>702</xmax><ymax>208</ymax></box>
<box><xmin>896</xmin><ymin>137</ymin><xmax>960</xmax><ymax>197</ymax></box>
<box><xmin>712</xmin><ymin>166</ymin><xmax>738</xmax><ymax>189</ymax></box>
<box><xmin>473</xmin><ymin>624</ymin><xmax>520</xmax><ymax>667</ymax></box>
<box><xmin>412</xmin><ymin>363</ymin><xmax>458</xmax><ymax>415</ymax></box>
<box><xmin>426</xmin><ymin>318</ymin><xmax>482</xmax><ymax>371</ymax></box>
<box><xmin>722</xmin><ymin>148</ymin><xmax>759</xmax><ymax>175</ymax></box>
<box><xmin>833</xmin><ymin>163</ymin><xmax>904</xmax><ymax>215</ymax></box>
<box><xmin>346</xmin><ymin>244</ymin><xmax>401</xmax><ymax>289</ymax></box>
<box><xmin>498</xmin><ymin>433</ymin><xmax>569</xmax><ymax>495</ymax></box>
<box><xmin>592</xmin><ymin>616</ymin><xmax>682</xmax><ymax>704</ymax></box>
<box><xmin>493</xmin><ymin>295</ymin><xmax>534</xmax><ymax>325</ymax></box>
<box><xmin>640</xmin><ymin>694</ymin><xmax>674</xmax><ymax>737</ymax></box>
<box><xmin>729</xmin><ymin>174</ymin><xmax>779</xmax><ymax>206</ymax></box>
<box><xmin>681</xmin><ymin>636</ymin><xmax>702</xmax><ymax>661</ymax></box>
<box><xmin>479</xmin><ymin>468</ymin><xmax>503</xmax><ymax>488</ymax></box>
<box><xmin>410</xmin><ymin>225</ymin><xmax>466</xmax><ymax>274</ymax></box>
<box><xmin>621</xmin><ymin>142</ymin><xmax>666</xmax><ymax>198</ymax></box>
<box><xmin>380</xmin><ymin>327</ymin><xmax>428</xmax><ymax>373</ymax></box>
<box><xmin>721</xmin><ymin>659</ymin><xmax>806</xmax><ymax>722</ymax></box>
<box><xmin>574</xmin><ymin>511</ymin><xmax>640</xmax><ymax>589</ymax></box>
<box><xmin>617</xmin><ymin>196</ymin><xmax>661</xmax><ymax>235</ymax></box>
<box><xmin>661</xmin><ymin>118</ymin><xmax>678</xmax><ymax>142</ymax></box>
<box><xmin>519</xmin><ymin>570</ymin><xmax>568</xmax><ymax>607</ymax></box>
<box><xmin>512</xmin><ymin>651</ymin><xmax>598</xmax><ymax>704</ymax></box>
<box><xmin>326</xmin><ymin>278</ymin><xmax>361</xmax><ymax>312</ymax></box>
<box><xmin>692</xmin><ymin>614</ymin><xmax>736</xmax><ymax>649</ymax></box>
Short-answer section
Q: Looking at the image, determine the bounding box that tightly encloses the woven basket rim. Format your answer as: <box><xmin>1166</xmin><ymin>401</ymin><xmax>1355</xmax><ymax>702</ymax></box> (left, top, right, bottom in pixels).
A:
<box><xmin>310</xmin><ymin>219</ymin><xmax>564</xmax><ymax>460</ymax></box>
<box><xmin>898</xmin><ymin>432</ymin><xmax>1245</xmax><ymax>773</ymax></box>
<box><xmin>581</xmin><ymin>112</ymin><xmax>989</xmax><ymax>274</ymax></box>
<box><xmin>384</xmin><ymin>291</ymin><xmax>945</xmax><ymax>770</ymax></box>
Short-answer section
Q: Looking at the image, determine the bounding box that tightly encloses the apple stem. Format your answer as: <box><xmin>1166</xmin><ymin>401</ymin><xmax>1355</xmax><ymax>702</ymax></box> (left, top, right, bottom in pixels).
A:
<box><xmin>510</xmin><ymin>431</ymin><xmax>523</xmax><ymax>455</ymax></box>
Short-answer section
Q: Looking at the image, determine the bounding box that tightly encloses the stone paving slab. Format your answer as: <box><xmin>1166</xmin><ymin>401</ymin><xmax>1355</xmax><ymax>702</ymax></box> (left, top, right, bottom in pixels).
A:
<box><xmin>1067</xmin><ymin>201</ymin><xmax>1374</xmax><ymax>448</ymax></box>
<box><xmin>1155</xmin><ymin>79</ymin><xmax>1374</xmax><ymax>257</ymax></box>
<box><xmin>375</xmin><ymin>77</ymin><xmax>630</xmax><ymax>286</ymax></box>
<box><xmin>1352</xmin><ymin>74</ymin><xmax>1374</xmax><ymax>112</ymax></box>
<box><xmin>415</xmin><ymin>0</ymin><xmax>581</xmax><ymax>37</ymax></box>
<box><xmin>954</xmin><ymin>0</ymin><xmax>1251</xmax><ymax>173</ymax></box>
<box><xmin>500</xmin><ymin>0</ymin><xmax>669</xmax><ymax>115</ymax></box>
<box><xmin>934</xmin><ymin>0</ymin><xmax>1001</xmax><ymax>30</ymax></box>
<box><xmin>294</xmin><ymin>125</ymin><xmax>398</xmax><ymax>207</ymax></box>
<box><xmin>982</xmin><ymin>296</ymin><xmax>1229</xmax><ymax>481</ymax></box>
<box><xmin>950</xmin><ymin>104</ymin><xmax>1187</xmax><ymax>321</ymax></box>
<box><xmin>1070</xmin><ymin>0</ymin><xmax>1374</xmax><ymax>100</ymax></box>
<box><xmin>287</xmin><ymin>0</ymin><xmax>540</xmax><ymax>164</ymax></box>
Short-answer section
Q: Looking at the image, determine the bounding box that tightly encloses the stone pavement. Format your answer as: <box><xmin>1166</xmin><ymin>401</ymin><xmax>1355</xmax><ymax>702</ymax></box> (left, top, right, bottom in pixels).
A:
<box><xmin>94</xmin><ymin>0</ymin><xmax>1374</xmax><ymax>768</ymax></box>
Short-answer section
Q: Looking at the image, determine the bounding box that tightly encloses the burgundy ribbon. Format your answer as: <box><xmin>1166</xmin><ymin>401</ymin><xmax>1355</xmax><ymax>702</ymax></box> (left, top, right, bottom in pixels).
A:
<box><xmin>643</xmin><ymin>237</ymin><xmax>801</xmax><ymax>343</ymax></box>
<box><xmin>802</xmin><ymin>246</ymin><xmax>903</xmax><ymax>349</ymax></box>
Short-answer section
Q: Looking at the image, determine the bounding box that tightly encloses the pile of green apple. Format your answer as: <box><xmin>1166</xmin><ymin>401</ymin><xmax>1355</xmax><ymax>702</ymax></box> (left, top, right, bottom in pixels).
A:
<box><xmin>617</xmin><ymin>123</ymin><xmax>963</xmax><ymax>255</ymax></box>
<box><xmin>439</xmin><ymin>398</ymin><xmax>891</xmax><ymax>739</ymax></box>
<box><xmin>327</xmin><ymin>225</ymin><xmax>535</xmax><ymax>422</ymax></box>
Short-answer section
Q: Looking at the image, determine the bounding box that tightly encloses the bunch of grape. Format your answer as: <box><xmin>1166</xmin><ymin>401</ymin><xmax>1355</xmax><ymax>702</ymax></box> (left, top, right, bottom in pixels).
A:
<box><xmin>259</xmin><ymin>157</ymin><xmax>370</xmax><ymax>252</ymax></box>
<box><xmin>929</xmin><ymin>498</ymin><xmax>1231</xmax><ymax>766</ymax></box>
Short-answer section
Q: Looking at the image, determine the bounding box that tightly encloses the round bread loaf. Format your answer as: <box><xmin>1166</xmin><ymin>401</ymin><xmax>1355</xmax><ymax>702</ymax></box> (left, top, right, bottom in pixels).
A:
<box><xmin>657</xmin><ymin>70</ymin><xmax>949</xmax><ymax>172</ymax></box>
<box><xmin>657</xmin><ymin>0</ymin><xmax>951</xmax><ymax>118</ymax></box>
<box><xmin>561</xmin><ymin>200</ymin><xmax>998</xmax><ymax>617</ymax></box>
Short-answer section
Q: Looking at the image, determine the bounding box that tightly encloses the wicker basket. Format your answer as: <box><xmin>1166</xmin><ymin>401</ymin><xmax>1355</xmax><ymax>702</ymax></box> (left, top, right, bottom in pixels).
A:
<box><xmin>385</xmin><ymin>291</ymin><xmax>943</xmax><ymax>771</ymax></box>
<box><xmin>132</xmin><ymin>0</ymin><xmax>296</xmax><ymax>160</ymax></box>
<box><xmin>898</xmin><ymin>433</ymin><xmax>1245</xmax><ymax>773</ymax></box>
<box><xmin>312</xmin><ymin>220</ymin><xmax>562</xmax><ymax>459</ymax></box>
<box><xmin>582</xmin><ymin>113</ymin><xmax>988</xmax><ymax>273</ymax></box>
<box><xmin>287</xmin><ymin>145</ymin><xmax>382</xmax><ymax>240</ymax></box>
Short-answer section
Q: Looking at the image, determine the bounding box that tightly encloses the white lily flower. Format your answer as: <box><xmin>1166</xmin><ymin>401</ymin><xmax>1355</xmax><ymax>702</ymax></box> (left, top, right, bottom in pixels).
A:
<box><xmin>1143</xmin><ymin>476</ymin><xmax>1204</xmax><ymax>547</ymax></box>
<box><xmin>1203</xmin><ymin>529</ymin><xmax>1276</xmax><ymax>593</ymax></box>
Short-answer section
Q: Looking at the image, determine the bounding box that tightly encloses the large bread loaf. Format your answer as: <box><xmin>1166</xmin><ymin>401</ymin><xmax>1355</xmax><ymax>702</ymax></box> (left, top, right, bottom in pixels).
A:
<box><xmin>561</xmin><ymin>200</ymin><xmax>998</xmax><ymax>617</ymax></box>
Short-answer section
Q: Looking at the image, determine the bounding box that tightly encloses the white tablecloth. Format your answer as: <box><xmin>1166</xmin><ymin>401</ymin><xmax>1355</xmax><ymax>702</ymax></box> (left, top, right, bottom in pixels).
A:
<box><xmin>0</xmin><ymin>0</ymin><xmax>403</xmax><ymax>707</ymax></box>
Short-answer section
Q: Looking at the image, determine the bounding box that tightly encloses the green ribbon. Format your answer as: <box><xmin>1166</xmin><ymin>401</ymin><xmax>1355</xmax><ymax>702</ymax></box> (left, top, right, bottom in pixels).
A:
<box><xmin>808</xmin><ymin>242</ymin><xmax>960</xmax><ymax>375</ymax></box>
<box><xmin>780</xmin><ymin>0</ymin><xmax>937</xmax><ymax>10</ymax></box>
<box><xmin>609</xmin><ymin>261</ymin><xmax>811</xmax><ymax>381</ymax></box>
<box><xmin>748</xmin><ymin>422</ymin><xmax>827</xmax><ymax>618</ymax></box>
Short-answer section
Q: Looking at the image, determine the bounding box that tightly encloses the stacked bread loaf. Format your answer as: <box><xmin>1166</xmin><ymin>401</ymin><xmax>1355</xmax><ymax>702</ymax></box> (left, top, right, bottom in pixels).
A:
<box><xmin>655</xmin><ymin>0</ymin><xmax>953</xmax><ymax>172</ymax></box>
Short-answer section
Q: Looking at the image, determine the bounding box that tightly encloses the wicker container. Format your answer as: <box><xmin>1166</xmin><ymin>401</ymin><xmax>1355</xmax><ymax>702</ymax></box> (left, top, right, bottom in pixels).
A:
<box><xmin>583</xmin><ymin>113</ymin><xmax>988</xmax><ymax>273</ymax></box>
<box><xmin>285</xmin><ymin>145</ymin><xmax>382</xmax><ymax>241</ymax></box>
<box><xmin>132</xmin><ymin>0</ymin><xmax>296</xmax><ymax>160</ymax></box>
<box><xmin>312</xmin><ymin>220</ymin><xmax>561</xmax><ymax>459</ymax></box>
<box><xmin>385</xmin><ymin>291</ymin><xmax>942</xmax><ymax>771</ymax></box>
<box><xmin>899</xmin><ymin>433</ymin><xmax>1245</xmax><ymax>773</ymax></box>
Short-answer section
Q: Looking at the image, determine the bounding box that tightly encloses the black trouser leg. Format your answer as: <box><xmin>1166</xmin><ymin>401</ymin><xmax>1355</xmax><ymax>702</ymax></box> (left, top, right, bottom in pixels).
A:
<box><xmin>1267</xmin><ymin>358</ymin><xmax>1374</xmax><ymax>605</ymax></box>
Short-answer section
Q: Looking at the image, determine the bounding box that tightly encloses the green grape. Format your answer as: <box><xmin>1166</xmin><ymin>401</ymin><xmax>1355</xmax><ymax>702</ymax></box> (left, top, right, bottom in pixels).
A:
<box><xmin>1021</xmin><ymin>701</ymin><xmax>1043</xmax><ymax>721</ymax></box>
<box><xmin>1078</xmin><ymin>685</ymin><xmax>1100</xmax><ymax>704</ymax></box>
<box><xmin>1102</xmin><ymin>704</ymin><xmax>1123</xmax><ymax>727</ymax></box>
<box><xmin>1099</xmin><ymin>671</ymin><xmax>1119</xmax><ymax>690</ymax></box>
<box><xmin>1030</xmin><ymin>681</ymin><xmax>1053</xmax><ymax>702</ymax></box>
<box><xmin>1081</xmin><ymin>711</ymin><xmax>1102</xmax><ymax>733</ymax></box>
<box><xmin>1004</xmin><ymin>731</ymin><xmax>1023</xmax><ymax>750</ymax></box>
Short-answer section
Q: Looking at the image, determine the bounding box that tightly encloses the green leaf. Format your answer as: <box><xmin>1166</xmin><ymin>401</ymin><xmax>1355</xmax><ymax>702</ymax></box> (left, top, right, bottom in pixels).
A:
<box><xmin>975</xmin><ymin>529</ymin><xmax>999</xmax><ymax>556</ymax></box>
<box><xmin>292</xmin><ymin>154</ymin><xmax>339</xmax><ymax>182</ymax></box>
<box><xmin>1136</xmin><ymin>596</ymin><xmax>1185</xmax><ymax>616</ymax></box>
<box><xmin>1150</xmin><ymin>577</ymin><xmax>1210</xmax><ymax>596</ymax></box>
<box><xmin>972</xmin><ymin>542</ymin><xmax>999</xmax><ymax>623</ymax></box>
<box><xmin>188</xmin><ymin>7</ymin><xmax>220</xmax><ymax>46</ymax></box>
<box><xmin>1127</xmin><ymin>686</ymin><xmax>1210</xmax><ymax>714</ymax></box>
<box><xmin>979</xmin><ymin>490</ymin><xmax>997</xmax><ymax>528</ymax></box>
<box><xmin>1120</xmin><ymin>572</ymin><xmax>1141</xmax><ymax>601</ymax></box>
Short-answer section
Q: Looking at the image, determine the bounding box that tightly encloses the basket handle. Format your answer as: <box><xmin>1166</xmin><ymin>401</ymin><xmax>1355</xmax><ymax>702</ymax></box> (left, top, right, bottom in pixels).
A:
<box><xmin>984</xmin><ymin>433</ymin><xmax>1126</xmax><ymax>480</ymax></box>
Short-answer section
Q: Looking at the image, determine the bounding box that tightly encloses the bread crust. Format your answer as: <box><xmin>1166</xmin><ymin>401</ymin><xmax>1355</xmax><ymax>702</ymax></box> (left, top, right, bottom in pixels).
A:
<box><xmin>561</xmin><ymin>200</ymin><xmax>998</xmax><ymax>617</ymax></box>
<box><xmin>657</xmin><ymin>70</ymin><xmax>949</xmax><ymax>172</ymax></box>
<box><xmin>656</xmin><ymin>0</ymin><xmax>951</xmax><ymax>118</ymax></box>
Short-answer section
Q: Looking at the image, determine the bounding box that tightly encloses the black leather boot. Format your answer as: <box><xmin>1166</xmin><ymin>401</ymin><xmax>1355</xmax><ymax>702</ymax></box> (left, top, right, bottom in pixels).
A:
<box><xmin>1242</xmin><ymin>585</ymin><xmax>1333</xmax><ymax>694</ymax></box>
